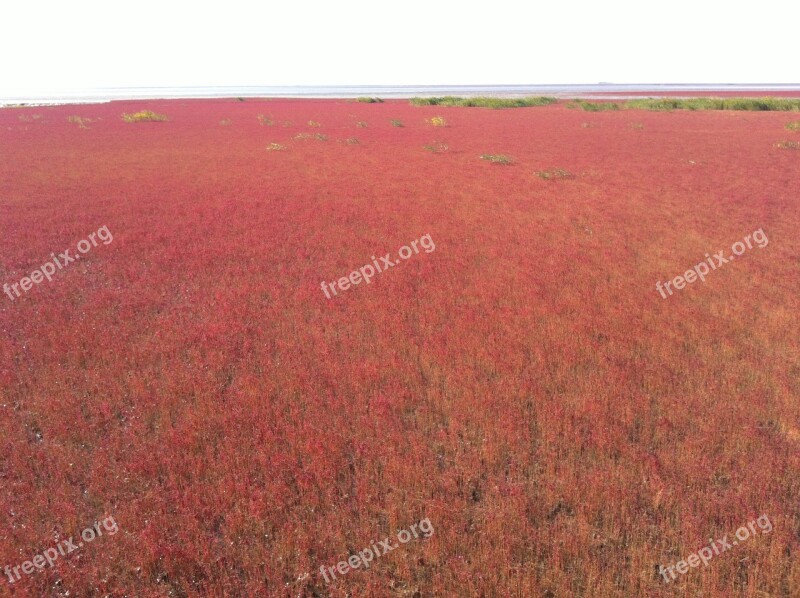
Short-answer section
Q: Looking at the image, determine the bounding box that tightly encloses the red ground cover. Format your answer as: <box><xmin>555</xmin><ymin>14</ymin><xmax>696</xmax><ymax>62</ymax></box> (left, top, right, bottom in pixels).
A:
<box><xmin>1</xmin><ymin>98</ymin><xmax>798</xmax><ymax>596</ymax></box>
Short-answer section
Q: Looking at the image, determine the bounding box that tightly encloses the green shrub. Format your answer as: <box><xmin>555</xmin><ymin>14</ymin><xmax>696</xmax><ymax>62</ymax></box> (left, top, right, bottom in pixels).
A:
<box><xmin>356</xmin><ymin>97</ymin><xmax>384</xmax><ymax>103</ymax></box>
<box><xmin>391</xmin><ymin>119</ymin><xmax>404</xmax><ymax>127</ymax></box>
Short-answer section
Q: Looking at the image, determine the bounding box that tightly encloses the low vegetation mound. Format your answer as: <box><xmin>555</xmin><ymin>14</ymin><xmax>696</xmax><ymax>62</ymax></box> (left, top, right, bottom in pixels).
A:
<box><xmin>411</xmin><ymin>96</ymin><xmax>556</xmax><ymax>108</ymax></box>
<box><xmin>625</xmin><ymin>97</ymin><xmax>800</xmax><ymax>111</ymax></box>
<box><xmin>122</xmin><ymin>110</ymin><xmax>168</xmax><ymax>122</ymax></box>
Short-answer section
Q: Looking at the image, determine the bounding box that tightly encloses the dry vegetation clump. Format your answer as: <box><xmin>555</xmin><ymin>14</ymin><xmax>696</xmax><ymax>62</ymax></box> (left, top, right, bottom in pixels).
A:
<box><xmin>480</xmin><ymin>153</ymin><xmax>512</xmax><ymax>164</ymax></box>
<box><xmin>423</xmin><ymin>141</ymin><xmax>449</xmax><ymax>153</ymax></box>
<box><xmin>68</xmin><ymin>116</ymin><xmax>93</xmax><ymax>129</ymax></box>
<box><xmin>536</xmin><ymin>168</ymin><xmax>576</xmax><ymax>180</ymax></box>
<box><xmin>293</xmin><ymin>132</ymin><xmax>327</xmax><ymax>141</ymax></box>
<box><xmin>122</xmin><ymin>110</ymin><xmax>167</xmax><ymax>122</ymax></box>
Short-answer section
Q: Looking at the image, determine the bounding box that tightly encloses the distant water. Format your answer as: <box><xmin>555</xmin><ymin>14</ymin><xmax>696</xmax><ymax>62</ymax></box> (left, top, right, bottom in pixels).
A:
<box><xmin>3</xmin><ymin>84</ymin><xmax>800</xmax><ymax>105</ymax></box>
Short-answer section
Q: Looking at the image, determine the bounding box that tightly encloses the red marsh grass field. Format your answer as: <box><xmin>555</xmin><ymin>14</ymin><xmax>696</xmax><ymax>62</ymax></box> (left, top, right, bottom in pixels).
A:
<box><xmin>0</xmin><ymin>97</ymin><xmax>799</xmax><ymax>597</ymax></box>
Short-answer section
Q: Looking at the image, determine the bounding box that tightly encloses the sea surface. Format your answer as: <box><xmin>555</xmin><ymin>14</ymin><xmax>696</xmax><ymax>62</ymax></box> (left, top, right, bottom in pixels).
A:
<box><xmin>3</xmin><ymin>84</ymin><xmax>800</xmax><ymax>106</ymax></box>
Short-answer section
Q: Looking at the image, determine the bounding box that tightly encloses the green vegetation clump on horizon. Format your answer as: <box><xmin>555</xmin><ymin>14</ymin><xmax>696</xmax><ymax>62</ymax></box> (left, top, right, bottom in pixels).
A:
<box><xmin>624</xmin><ymin>97</ymin><xmax>800</xmax><ymax>111</ymax></box>
<box><xmin>411</xmin><ymin>96</ymin><xmax>800</xmax><ymax>112</ymax></box>
<box><xmin>566</xmin><ymin>97</ymin><xmax>800</xmax><ymax>112</ymax></box>
<box><xmin>568</xmin><ymin>101</ymin><xmax>620</xmax><ymax>111</ymax></box>
<box><xmin>410</xmin><ymin>96</ymin><xmax>557</xmax><ymax>108</ymax></box>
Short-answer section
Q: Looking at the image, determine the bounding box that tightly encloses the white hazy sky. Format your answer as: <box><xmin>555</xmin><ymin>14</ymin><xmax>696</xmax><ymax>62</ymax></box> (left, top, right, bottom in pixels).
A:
<box><xmin>1</xmin><ymin>0</ymin><xmax>797</xmax><ymax>95</ymax></box>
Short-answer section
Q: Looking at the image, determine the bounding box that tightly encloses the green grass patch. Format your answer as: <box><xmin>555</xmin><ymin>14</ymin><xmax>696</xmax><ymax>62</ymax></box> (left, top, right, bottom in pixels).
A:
<box><xmin>356</xmin><ymin>97</ymin><xmax>384</xmax><ymax>103</ymax></box>
<box><xmin>410</xmin><ymin>96</ymin><xmax>556</xmax><ymax>109</ymax></box>
<box><xmin>390</xmin><ymin>119</ymin><xmax>404</xmax><ymax>127</ymax></box>
<box><xmin>786</xmin><ymin>121</ymin><xmax>800</xmax><ymax>130</ymax></box>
